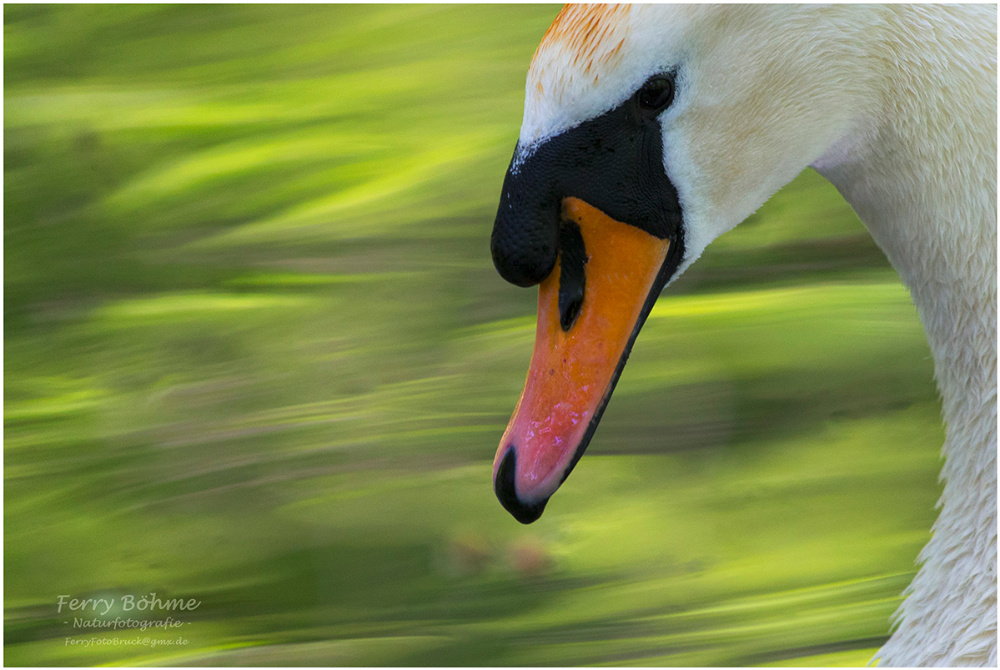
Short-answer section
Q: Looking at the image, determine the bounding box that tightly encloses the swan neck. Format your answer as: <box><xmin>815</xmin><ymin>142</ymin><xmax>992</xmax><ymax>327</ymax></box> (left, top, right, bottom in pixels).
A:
<box><xmin>812</xmin><ymin>6</ymin><xmax>996</xmax><ymax>664</ymax></box>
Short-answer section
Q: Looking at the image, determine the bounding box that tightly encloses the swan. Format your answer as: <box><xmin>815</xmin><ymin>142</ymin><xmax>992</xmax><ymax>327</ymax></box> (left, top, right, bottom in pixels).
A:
<box><xmin>488</xmin><ymin>5</ymin><xmax>996</xmax><ymax>666</ymax></box>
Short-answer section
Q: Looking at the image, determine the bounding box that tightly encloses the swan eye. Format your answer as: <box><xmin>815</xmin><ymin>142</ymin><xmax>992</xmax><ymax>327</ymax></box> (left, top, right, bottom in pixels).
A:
<box><xmin>636</xmin><ymin>75</ymin><xmax>675</xmax><ymax>113</ymax></box>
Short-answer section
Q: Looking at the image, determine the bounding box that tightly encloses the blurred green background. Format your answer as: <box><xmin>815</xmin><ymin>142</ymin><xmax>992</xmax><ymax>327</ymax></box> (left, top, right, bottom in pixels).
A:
<box><xmin>5</xmin><ymin>5</ymin><xmax>943</xmax><ymax>666</ymax></box>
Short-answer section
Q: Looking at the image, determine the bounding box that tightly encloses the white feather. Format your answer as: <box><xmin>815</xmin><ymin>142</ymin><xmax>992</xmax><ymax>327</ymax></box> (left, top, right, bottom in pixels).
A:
<box><xmin>522</xmin><ymin>5</ymin><xmax>997</xmax><ymax>665</ymax></box>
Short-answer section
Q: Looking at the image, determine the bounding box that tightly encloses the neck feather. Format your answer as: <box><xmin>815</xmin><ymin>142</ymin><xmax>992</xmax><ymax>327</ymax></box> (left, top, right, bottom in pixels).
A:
<box><xmin>812</xmin><ymin>6</ymin><xmax>996</xmax><ymax>665</ymax></box>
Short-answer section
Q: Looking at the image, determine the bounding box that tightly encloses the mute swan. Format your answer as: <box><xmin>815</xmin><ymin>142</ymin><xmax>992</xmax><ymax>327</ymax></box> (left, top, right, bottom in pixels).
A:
<box><xmin>489</xmin><ymin>5</ymin><xmax>996</xmax><ymax>666</ymax></box>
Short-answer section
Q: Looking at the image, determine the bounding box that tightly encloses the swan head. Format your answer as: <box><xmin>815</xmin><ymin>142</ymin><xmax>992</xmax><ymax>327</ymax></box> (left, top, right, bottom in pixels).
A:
<box><xmin>491</xmin><ymin>4</ymin><xmax>877</xmax><ymax>523</ymax></box>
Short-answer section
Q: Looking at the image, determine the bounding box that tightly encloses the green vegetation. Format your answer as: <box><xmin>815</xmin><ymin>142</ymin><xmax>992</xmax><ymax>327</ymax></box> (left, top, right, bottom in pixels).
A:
<box><xmin>5</xmin><ymin>5</ymin><xmax>941</xmax><ymax>666</ymax></box>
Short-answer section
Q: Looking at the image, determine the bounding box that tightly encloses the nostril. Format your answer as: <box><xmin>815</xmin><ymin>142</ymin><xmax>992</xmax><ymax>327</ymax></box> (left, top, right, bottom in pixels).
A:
<box><xmin>494</xmin><ymin>447</ymin><xmax>549</xmax><ymax>524</ymax></box>
<box><xmin>560</xmin><ymin>290</ymin><xmax>584</xmax><ymax>331</ymax></box>
<box><xmin>557</xmin><ymin>220</ymin><xmax>588</xmax><ymax>331</ymax></box>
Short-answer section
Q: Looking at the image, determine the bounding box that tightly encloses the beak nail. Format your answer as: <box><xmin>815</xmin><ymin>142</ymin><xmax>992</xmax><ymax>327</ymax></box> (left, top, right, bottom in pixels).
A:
<box><xmin>494</xmin><ymin>448</ymin><xmax>549</xmax><ymax>524</ymax></box>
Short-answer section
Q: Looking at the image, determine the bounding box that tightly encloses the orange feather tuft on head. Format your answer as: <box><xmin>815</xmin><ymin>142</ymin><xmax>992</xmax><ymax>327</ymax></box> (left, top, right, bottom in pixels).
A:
<box><xmin>530</xmin><ymin>4</ymin><xmax>630</xmax><ymax>88</ymax></box>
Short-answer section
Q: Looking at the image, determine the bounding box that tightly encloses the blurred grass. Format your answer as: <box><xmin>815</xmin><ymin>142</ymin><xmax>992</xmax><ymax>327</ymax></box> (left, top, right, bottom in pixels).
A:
<box><xmin>5</xmin><ymin>5</ymin><xmax>942</xmax><ymax>667</ymax></box>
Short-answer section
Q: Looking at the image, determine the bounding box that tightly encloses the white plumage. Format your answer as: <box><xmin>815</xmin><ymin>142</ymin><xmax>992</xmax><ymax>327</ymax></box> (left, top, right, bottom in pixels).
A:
<box><xmin>520</xmin><ymin>5</ymin><xmax>997</xmax><ymax>665</ymax></box>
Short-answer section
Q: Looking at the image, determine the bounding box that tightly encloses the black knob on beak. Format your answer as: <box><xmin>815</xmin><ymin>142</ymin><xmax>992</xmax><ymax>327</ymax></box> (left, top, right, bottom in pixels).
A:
<box><xmin>491</xmin><ymin>165</ymin><xmax>559</xmax><ymax>287</ymax></box>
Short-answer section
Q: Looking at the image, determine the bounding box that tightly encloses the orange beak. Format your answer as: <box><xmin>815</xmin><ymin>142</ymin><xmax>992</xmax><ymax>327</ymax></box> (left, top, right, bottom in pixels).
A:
<box><xmin>493</xmin><ymin>197</ymin><xmax>672</xmax><ymax>522</ymax></box>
